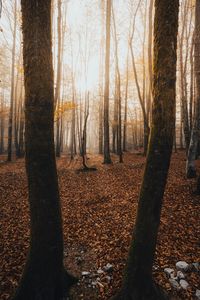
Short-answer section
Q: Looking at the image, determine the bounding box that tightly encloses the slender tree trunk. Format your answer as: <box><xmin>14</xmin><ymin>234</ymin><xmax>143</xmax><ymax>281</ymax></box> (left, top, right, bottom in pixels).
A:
<box><xmin>148</xmin><ymin>0</ymin><xmax>153</xmax><ymax>97</ymax></box>
<box><xmin>98</xmin><ymin>0</ymin><xmax>104</xmax><ymax>155</ymax></box>
<box><xmin>112</xmin><ymin>68</ymin><xmax>118</xmax><ymax>153</ymax></box>
<box><xmin>0</xmin><ymin>89</ymin><xmax>5</xmax><ymax>154</ymax></box>
<box><xmin>98</xmin><ymin>97</ymin><xmax>103</xmax><ymax>154</ymax></box>
<box><xmin>112</xmin><ymin>3</ymin><xmax>123</xmax><ymax>162</ymax></box>
<box><xmin>7</xmin><ymin>0</ymin><xmax>17</xmax><ymax>161</ymax></box>
<box><xmin>179</xmin><ymin>1</ymin><xmax>191</xmax><ymax>152</ymax></box>
<box><xmin>81</xmin><ymin>93</ymin><xmax>89</xmax><ymax>168</ymax></box>
<box><xmin>103</xmin><ymin>0</ymin><xmax>112</xmax><ymax>164</ymax></box>
<box><xmin>189</xmin><ymin>33</ymin><xmax>194</xmax><ymax>132</ymax></box>
<box><xmin>55</xmin><ymin>0</ymin><xmax>62</xmax><ymax>157</ymax></box>
<box><xmin>114</xmin><ymin>1</ymin><xmax>179</xmax><ymax>299</ymax></box>
<box><xmin>70</xmin><ymin>92</ymin><xmax>76</xmax><ymax>160</ymax></box>
<box><xmin>14</xmin><ymin>2</ymin><xmax>76</xmax><ymax>299</ymax></box>
<box><xmin>123</xmin><ymin>52</ymin><xmax>129</xmax><ymax>152</ymax></box>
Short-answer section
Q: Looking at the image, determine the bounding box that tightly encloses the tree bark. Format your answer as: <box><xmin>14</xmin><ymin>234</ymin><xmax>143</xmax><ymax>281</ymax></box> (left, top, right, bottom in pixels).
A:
<box><xmin>98</xmin><ymin>0</ymin><xmax>104</xmax><ymax>155</ymax></box>
<box><xmin>103</xmin><ymin>0</ymin><xmax>112</xmax><ymax>164</ymax></box>
<box><xmin>14</xmin><ymin>1</ymin><xmax>76</xmax><ymax>299</ymax></box>
<box><xmin>0</xmin><ymin>89</ymin><xmax>5</xmax><ymax>154</ymax></box>
<box><xmin>55</xmin><ymin>0</ymin><xmax>62</xmax><ymax>157</ymax></box>
<box><xmin>188</xmin><ymin>0</ymin><xmax>200</xmax><ymax>182</ymax></box>
<box><xmin>113</xmin><ymin>0</ymin><xmax>179</xmax><ymax>299</ymax></box>
<box><xmin>123</xmin><ymin>51</ymin><xmax>129</xmax><ymax>152</ymax></box>
<box><xmin>7</xmin><ymin>0</ymin><xmax>17</xmax><ymax>161</ymax></box>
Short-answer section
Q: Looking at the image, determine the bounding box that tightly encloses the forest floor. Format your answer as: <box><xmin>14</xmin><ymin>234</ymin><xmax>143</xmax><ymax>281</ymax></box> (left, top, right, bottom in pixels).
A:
<box><xmin>0</xmin><ymin>151</ymin><xmax>200</xmax><ymax>300</ymax></box>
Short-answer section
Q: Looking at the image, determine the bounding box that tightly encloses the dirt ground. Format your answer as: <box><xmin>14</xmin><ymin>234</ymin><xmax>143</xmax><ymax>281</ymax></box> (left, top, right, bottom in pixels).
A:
<box><xmin>0</xmin><ymin>151</ymin><xmax>200</xmax><ymax>299</ymax></box>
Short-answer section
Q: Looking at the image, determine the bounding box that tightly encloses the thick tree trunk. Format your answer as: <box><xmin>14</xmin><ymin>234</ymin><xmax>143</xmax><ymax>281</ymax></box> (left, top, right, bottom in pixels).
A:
<box><xmin>14</xmin><ymin>1</ymin><xmax>76</xmax><ymax>299</ymax></box>
<box><xmin>113</xmin><ymin>0</ymin><xmax>179</xmax><ymax>299</ymax></box>
<box><xmin>103</xmin><ymin>0</ymin><xmax>112</xmax><ymax>164</ymax></box>
<box><xmin>186</xmin><ymin>1</ymin><xmax>200</xmax><ymax>179</ymax></box>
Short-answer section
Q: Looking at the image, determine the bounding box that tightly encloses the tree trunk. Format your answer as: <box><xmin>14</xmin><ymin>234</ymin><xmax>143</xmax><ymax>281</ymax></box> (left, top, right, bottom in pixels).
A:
<box><xmin>7</xmin><ymin>0</ymin><xmax>17</xmax><ymax>161</ymax></box>
<box><xmin>14</xmin><ymin>1</ymin><xmax>76</xmax><ymax>299</ymax></box>
<box><xmin>187</xmin><ymin>0</ymin><xmax>200</xmax><ymax>179</ymax></box>
<box><xmin>189</xmin><ymin>33</ymin><xmax>194</xmax><ymax>132</ymax></box>
<box><xmin>55</xmin><ymin>0</ymin><xmax>62</xmax><ymax>157</ymax></box>
<box><xmin>98</xmin><ymin>0</ymin><xmax>104</xmax><ymax>155</ymax></box>
<box><xmin>123</xmin><ymin>52</ymin><xmax>129</xmax><ymax>152</ymax></box>
<box><xmin>178</xmin><ymin>1</ymin><xmax>191</xmax><ymax>153</ymax></box>
<box><xmin>112</xmin><ymin>3</ymin><xmax>123</xmax><ymax>162</ymax></box>
<box><xmin>113</xmin><ymin>0</ymin><xmax>179</xmax><ymax>299</ymax></box>
<box><xmin>103</xmin><ymin>0</ymin><xmax>112</xmax><ymax>164</ymax></box>
<box><xmin>0</xmin><ymin>89</ymin><xmax>5</xmax><ymax>154</ymax></box>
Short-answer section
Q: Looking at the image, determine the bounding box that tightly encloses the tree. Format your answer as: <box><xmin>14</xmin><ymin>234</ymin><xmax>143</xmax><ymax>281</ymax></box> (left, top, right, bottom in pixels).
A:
<box><xmin>114</xmin><ymin>0</ymin><xmax>179</xmax><ymax>299</ymax></box>
<box><xmin>98</xmin><ymin>0</ymin><xmax>105</xmax><ymax>155</ymax></box>
<box><xmin>178</xmin><ymin>0</ymin><xmax>193</xmax><ymax>153</ymax></box>
<box><xmin>13</xmin><ymin>1</ymin><xmax>76</xmax><ymax>299</ymax></box>
<box><xmin>7</xmin><ymin>0</ymin><xmax>17</xmax><ymax>161</ymax></box>
<box><xmin>55</xmin><ymin>0</ymin><xmax>62</xmax><ymax>158</ymax></box>
<box><xmin>103</xmin><ymin>0</ymin><xmax>112</xmax><ymax>164</ymax></box>
<box><xmin>112</xmin><ymin>3</ymin><xmax>123</xmax><ymax>162</ymax></box>
<box><xmin>129</xmin><ymin>0</ymin><xmax>151</xmax><ymax>156</ymax></box>
<box><xmin>186</xmin><ymin>0</ymin><xmax>200</xmax><ymax>179</ymax></box>
<box><xmin>123</xmin><ymin>50</ymin><xmax>129</xmax><ymax>152</ymax></box>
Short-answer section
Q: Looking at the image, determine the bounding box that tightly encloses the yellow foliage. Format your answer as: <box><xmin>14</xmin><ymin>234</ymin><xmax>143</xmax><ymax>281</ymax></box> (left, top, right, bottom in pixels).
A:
<box><xmin>54</xmin><ymin>101</ymin><xmax>77</xmax><ymax>120</ymax></box>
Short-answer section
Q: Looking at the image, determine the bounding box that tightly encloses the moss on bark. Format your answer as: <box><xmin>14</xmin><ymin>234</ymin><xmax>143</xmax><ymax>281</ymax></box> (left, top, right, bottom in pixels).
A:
<box><xmin>13</xmin><ymin>1</ymin><xmax>77</xmax><ymax>299</ymax></box>
<box><xmin>113</xmin><ymin>0</ymin><xmax>179</xmax><ymax>299</ymax></box>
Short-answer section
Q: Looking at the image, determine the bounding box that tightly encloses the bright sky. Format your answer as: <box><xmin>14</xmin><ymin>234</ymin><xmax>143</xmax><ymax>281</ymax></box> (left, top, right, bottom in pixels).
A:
<box><xmin>0</xmin><ymin>0</ymin><xmax>145</xmax><ymax>103</ymax></box>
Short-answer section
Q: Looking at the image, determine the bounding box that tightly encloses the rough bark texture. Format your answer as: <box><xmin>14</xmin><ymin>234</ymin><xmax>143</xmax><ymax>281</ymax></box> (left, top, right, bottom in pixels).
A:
<box><xmin>13</xmin><ymin>1</ymin><xmax>76</xmax><ymax>299</ymax></box>
<box><xmin>187</xmin><ymin>0</ymin><xmax>200</xmax><ymax>179</ymax></box>
<box><xmin>113</xmin><ymin>0</ymin><xmax>179</xmax><ymax>299</ymax></box>
<box><xmin>179</xmin><ymin>1</ymin><xmax>191</xmax><ymax>152</ymax></box>
<box><xmin>103</xmin><ymin>0</ymin><xmax>112</xmax><ymax>164</ymax></box>
<box><xmin>55</xmin><ymin>0</ymin><xmax>62</xmax><ymax>158</ymax></box>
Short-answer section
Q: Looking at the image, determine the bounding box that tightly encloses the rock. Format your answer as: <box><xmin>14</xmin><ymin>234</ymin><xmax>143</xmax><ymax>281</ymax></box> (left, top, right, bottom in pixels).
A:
<box><xmin>193</xmin><ymin>262</ymin><xmax>200</xmax><ymax>272</ymax></box>
<box><xmin>82</xmin><ymin>271</ymin><xmax>90</xmax><ymax>276</ymax></box>
<box><xmin>177</xmin><ymin>271</ymin><xmax>185</xmax><ymax>279</ymax></box>
<box><xmin>164</xmin><ymin>268</ymin><xmax>175</xmax><ymax>277</ymax></box>
<box><xmin>180</xmin><ymin>279</ymin><xmax>189</xmax><ymax>290</ymax></box>
<box><xmin>196</xmin><ymin>289</ymin><xmax>200</xmax><ymax>299</ymax></box>
<box><xmin>170</xmin><ymin>273</ymin><xmax>178</xmax><ymax>280</ymax></box>
<box><xmin>106</xmin><ymin>275</ymin><xmax>111</xmax><ymax>283</ymax></box>
<box><xmin>103</xmin><ymin>263</ymin><xmax>113</xmax><ymax>273</ymax></box>
<box><xmin>169</xmin><ymin>278</ymin><xmax>180</xmax><ymax>290</ymax></box>
<box><xmin>176</xmin><ymin>261</ymin><xmax>189</xmax><ymax>272</ymax></box>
